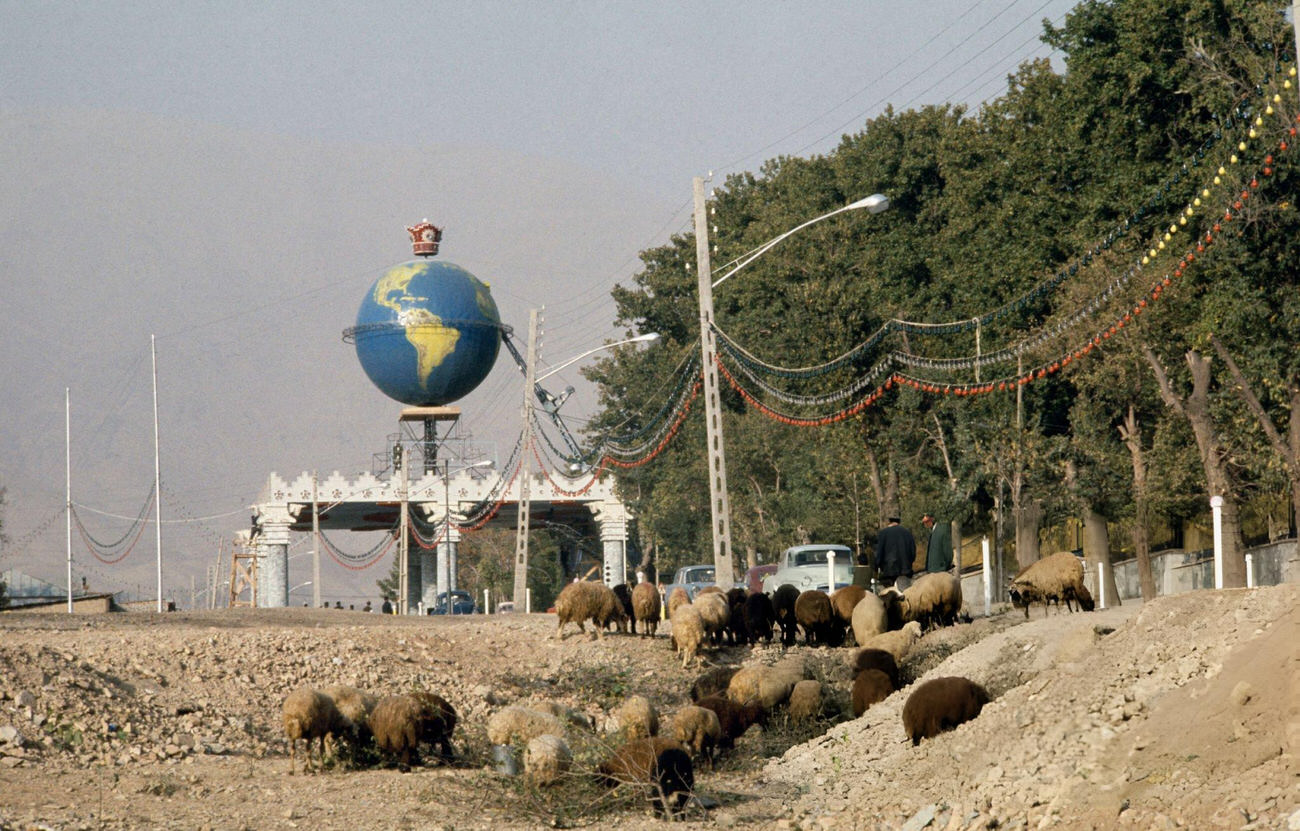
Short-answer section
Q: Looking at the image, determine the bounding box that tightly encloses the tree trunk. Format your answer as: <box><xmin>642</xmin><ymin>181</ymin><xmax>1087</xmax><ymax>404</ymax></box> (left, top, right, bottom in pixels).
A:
<box><xmin>1209</xmin><ymin>335</ymin><xmax>1300</xmax><ymax>540</ymax></box>
<box><xmin>863</xmin><ymin>442</ymin><xmax>898</xmax><ymax>526</ymax></box>
<box><xmin>1143</xmin><ymin>347</ymin><xmax>1247</xmax><ymax>587</ymax></box>
<box><xmin>1081</xmin><ymin>505</ymin><xmax>1120</xmax><ymax>607</ymax></box>
<box><xmin>1014</xmin><ymin>497</ymin><xmax>1042</xmax><ymax>571</ymax></box>
<box><xmin>743</xmin><ymin>543</ymin><xmax>759</xmax><ymax>572</ymax></box>
<box><xmin>1118</xmin><ymin>404</ymin><xmax>1157</xmax><ymax>601</ymax></box>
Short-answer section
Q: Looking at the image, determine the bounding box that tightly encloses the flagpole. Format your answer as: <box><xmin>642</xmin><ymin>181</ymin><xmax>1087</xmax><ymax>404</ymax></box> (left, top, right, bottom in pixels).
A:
<box><xmin>66</xmin><ymin>387</ymin><xmax>73</xmax><ymax>613</ymax></box>
<box><xmin>152</xmin><ymin>335</ymin><xmax>163</xmax><ymax>613</ymax></box>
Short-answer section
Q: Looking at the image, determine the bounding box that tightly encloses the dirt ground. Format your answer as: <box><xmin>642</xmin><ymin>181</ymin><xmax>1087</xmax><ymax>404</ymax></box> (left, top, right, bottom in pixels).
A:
<box><xmin>0</xmin><ymin>583</ymin><xmax>1296</xmax><ymax>830</ymax></box>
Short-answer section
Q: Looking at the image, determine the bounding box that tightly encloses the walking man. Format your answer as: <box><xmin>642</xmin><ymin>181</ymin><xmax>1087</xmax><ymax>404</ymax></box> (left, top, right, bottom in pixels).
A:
<box><xmin>921</xmin><ymin>512</ymin><xmax>953</xmax><ymax>573</ymax></box>
<box><xmin>875</xmin><ymin>517</ymin><xmax>916</xmax><ymax>590</ymax></box>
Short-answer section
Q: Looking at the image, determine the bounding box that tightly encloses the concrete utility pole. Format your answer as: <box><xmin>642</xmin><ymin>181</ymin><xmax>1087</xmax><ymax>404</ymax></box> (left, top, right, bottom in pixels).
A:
<box><xmin>398</xmin><ymin>443</ymin><xmax>409</xmax><ymax>614</ymax></box>
<box><xmin>693</xmin><ymin>176</ymin><xmax>735</xmax><ymax>588</ymax></box>
<box><xmin>311</xmin><ymin>472</ymin><xmax>321</xmax><ymax>609</ymax></box>
<box><xmin>512</xmin><ymin>308</ymin><xmax>541</xmax><ymax>606</ymax></box>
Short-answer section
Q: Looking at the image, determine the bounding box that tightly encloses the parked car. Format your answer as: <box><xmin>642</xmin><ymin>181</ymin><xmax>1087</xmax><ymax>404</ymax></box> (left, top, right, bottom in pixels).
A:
<box><xmin>429</xmin><ymin>590</ymin><xmax>477</xmax><ymax>615</ymax></box>
<box><xmin>761</xmin><ymin>544</ymin><xmax>855</xmax><ymax>594</ymax></box>
<box><xmin>662</xmin><ymin>564</ymin><xmax>718</xmax><ymax>603</ymax></box>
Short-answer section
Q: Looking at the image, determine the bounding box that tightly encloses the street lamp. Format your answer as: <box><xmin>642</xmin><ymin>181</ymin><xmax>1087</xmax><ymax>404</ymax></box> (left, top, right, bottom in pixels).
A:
<box><xmin>693</xmin><ymin>178</ymin><xmax>891</xmax><ymax>588</ymax></box>
<box><xmin>512</xmin><ymin>325</ymin><xmax>662</xmax><ymax>606</ymax></box>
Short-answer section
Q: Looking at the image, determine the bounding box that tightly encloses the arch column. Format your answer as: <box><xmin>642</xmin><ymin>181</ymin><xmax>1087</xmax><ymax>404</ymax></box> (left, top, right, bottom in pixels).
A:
<box><xmin>254</xmin><ymin>507</ymin><xmax>292</xmax><ymax>608</ymax></box>
<box><xmin>593</xmin><ymin>499</ymin><xmax>629</xmax><ymax>587</ymax></box>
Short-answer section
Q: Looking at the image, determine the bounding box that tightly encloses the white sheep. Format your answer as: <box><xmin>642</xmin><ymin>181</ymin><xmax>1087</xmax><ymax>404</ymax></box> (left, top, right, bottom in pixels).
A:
<box><xmin>524</xmin><ymin>734</ymin><xmax>573</xmax><ymax>786</ymax></box>
<box><xmin>487</xmin><ymin>706</ymin><xmax>565</xmax><ymax>746</ymax></box>
<box><xmin>850</xmin><ymin>592</ymin><xmax>889</xmax><ymax>646</ymax></box>
<box><xmin>611</xmin><ymin>694</ymin><xmax>660</xmax><ymax>740</ymax></box>
<box><xmin>670</xmin><ymin>604</ymin><xmax>706</xmax><ymax>669</ymax></box>
<box><xmin>692</xmin><ymin>592</ymin><xmax>731</xmax><ymax>644</ymax></box>
<box><xmin>860</xmin><ymin>620</ymin><xmax>923</xmax><ymax>664</ymax></box>
<box><xmin>282</xmin><ymin>686</ymin><xmax>353</xmax><ymax>775</ymax></box>
<box><xmin>1009</xmin><ymin>552</ymin><xmax>1088</xmax><ymax>618</ymax></box>
<box><xmin>671</xmin><ymin>705</ymin><xmax>722</xmax><ymax>768</ymax></box>
<box><xmin>787</xmin><ymin>680</ymin><xmax>823</xmax><ymax>723</ymax></box>
<box><xmin>899</xmin><ymin>572</ymin><xmax>963</xmax><ymax>631</ymax></box>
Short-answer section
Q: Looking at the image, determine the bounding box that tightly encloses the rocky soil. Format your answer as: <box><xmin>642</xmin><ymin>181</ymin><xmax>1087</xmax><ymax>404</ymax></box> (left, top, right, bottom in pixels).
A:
<box><xmin>0</xmin><ymin>583</ymin><xmax>1296</xmax><ymax>830</ymax></box>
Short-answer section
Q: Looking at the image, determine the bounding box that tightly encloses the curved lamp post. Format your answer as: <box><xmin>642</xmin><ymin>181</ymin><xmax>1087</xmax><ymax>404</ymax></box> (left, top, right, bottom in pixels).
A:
<box><xmin>512</xmin><ymin>326</ymin><xmax>662</xmax><ymax>606</ymax></box>
<box><xmin>693</xmin><ymin>178</ymin><xmax>891</xmax><ymax>587</ymax></box>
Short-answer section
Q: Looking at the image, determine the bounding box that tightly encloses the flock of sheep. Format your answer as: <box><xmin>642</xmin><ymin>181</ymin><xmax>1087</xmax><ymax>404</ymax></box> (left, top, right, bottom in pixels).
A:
<box><xmin>279</xmin><ymin>550</ymin><xmax>1091</xmax><ymax>817</ymax></box>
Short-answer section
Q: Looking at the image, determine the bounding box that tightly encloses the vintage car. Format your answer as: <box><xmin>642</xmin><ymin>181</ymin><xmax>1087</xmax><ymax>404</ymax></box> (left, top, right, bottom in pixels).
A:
<box><xmin>662</xmin><ymin>563</ymin><xmax>719</xmax><ymax>602</ymax></box>
<box><xmin>761</xmin><ymin>544</ymin><xmax>855</xmax><ymax>594</ymax></box>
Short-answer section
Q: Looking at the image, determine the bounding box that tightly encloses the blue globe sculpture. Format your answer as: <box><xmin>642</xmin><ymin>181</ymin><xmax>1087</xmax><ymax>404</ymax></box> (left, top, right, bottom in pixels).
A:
<box><xmin>345</xmin><ymin>259</ymin><xmax>503</xmax><ymax>406</ymax></box>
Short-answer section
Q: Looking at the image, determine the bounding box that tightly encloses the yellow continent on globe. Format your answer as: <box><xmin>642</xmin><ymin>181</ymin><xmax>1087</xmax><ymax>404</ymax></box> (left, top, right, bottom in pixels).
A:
<box><xmin>373</xmin><ymin>263</ymin><xmax>461</xmax><ymax>389</ymax></box>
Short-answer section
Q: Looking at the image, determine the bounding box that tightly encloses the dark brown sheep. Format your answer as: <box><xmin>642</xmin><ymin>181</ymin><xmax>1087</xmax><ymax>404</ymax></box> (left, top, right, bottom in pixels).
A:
<box><xmin>725</xmin><ymin>587</ymin><xmax>749</xmax><ymax>644</ymax></box>
<box><xmin>771</xmin><ymin>584</ymin><xmax>800</xmax><ymax>646</ymax></box>
<box><xmin>554</xmin><ymin>580</ymin><xmax>627</xmax><ymax>639</ymax></box>
<box><xmin>851</xmin><ymin>669</ymin><xmax>895</xmax><ymax>717</ymax></box>
<box><xmin>849</xmin><ymin>647</ymin><xmax>900</xmax><ymax>689</ymax></box>
<box><xmin>597</xmin><ymin>737</ymin><xmax>695</xmax><ymax>818</ymax></box>
<box><xmin>690</xmin><ymin>665</ymin><xmax>739</xmax><ymax>703</ymax></box>
<box><xmin>743</xmin><ymin>592</ymin><xmax>776</xmax><ymax>644</ymax></box>
<box><xmin>631</xmin><ymin>581</ymin><xmax>662</xmax><ymax>637</ymax></box>
<box><xmin>411</xmin><ymin>690</ymin><xmax>457</xmax><ymax>761</ymax></box>
<box><xmin>901</xmin><ymin>676</ymin><xmax>990</xmax><ymax>746</ymax></box>
<box><xmin>829</xmin><ymin>585</ymin><xmax>867</xmax><ymax>625</ymax></box>
<box><xmin>794</xmin><ymin>590</ymin><xmax>839</xmax><ymax>646</ymax></box>
<box><xmin>695</xmin><ymin>694</ymin><xmax>763</xmax><ymax>749</ymax></box>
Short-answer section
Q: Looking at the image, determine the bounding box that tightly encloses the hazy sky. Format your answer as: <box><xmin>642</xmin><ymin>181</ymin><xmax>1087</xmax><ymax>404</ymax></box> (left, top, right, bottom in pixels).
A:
<box><xmin>0</xmin><ymin>0</ymin><xmax>1079</xmax><ymax>603</ymax></box>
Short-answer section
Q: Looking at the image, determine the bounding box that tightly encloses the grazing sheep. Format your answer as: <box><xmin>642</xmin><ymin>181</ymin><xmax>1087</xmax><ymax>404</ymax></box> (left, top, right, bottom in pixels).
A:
<box><xmin>794</xmin><ymin>590</ymin><xmax>838</xmax><ymax>646</ymax></box>
<box><xmin>530</xmin><ymin>700</ymin><xmax>595</xmax><ymax>733</ymax></box>
<box><xmin>670</xmin><ymin>604</ymin><xmax>706</xmax><ymax>669</ymax></box>
<box><xmin>666</xmin><ymin>586</ymin><xmax>691</xmax><ymax>619</ymax></box>
<box><xmin>632</xmin><ymin>582</ymin><xmax>662</xmax><ymax>638</ymax></box>
<box><xmin>901</xmin><ymin>676</ymin><xmax>990</xmax><ymax>745</ymax></box>
<box><xmin>410</xmin><ymin>691</ymin><xmax>457</xmax><ymax>761</ymax></box>
<box><xmin>848</xmin><ymin>647</ymin><xmax>900</xmax><ymax>689</ymax></box>
<box><xmin>597</xmin><ymin>737</ymin><xmax>695</xmax><ymax>818</ymax></box>
<box><xmin>371</xmin><ymin>693</ymin><xmax>454</xmax><ymax>770</ymax></box>
<box><xmin>695</xmin><ymin>694</ymin><xmax>763</xmax><ymax>748</ymax></box>
<box><xmin>525</xmin><ymin>734</ymin><xmax>573</xmax><ymax>786</ymax></box>
<box><xmin>829</xmin><ymin>585</ymin><xmax>867</xmax><ymax>625</ymax></box>
<box><xmin>725</xmin><ymin>587</ymin><xmax>749</xmax><ymax>644</ymax></box>
<box><xmin>1072</xmin><ymin>582</ymin><xmax>1096</xmax><ymax>611</ymax></box>
<box><xmin>283</xmin><ymin>686</ymin><xmax>353</xmax><ymax>775</ymax></box>
<box><xmin>879</xmin><ymin>586</ymin><xmax>906</xmax><ymax>631</ymax></box>
<box><xmin>787</xmin><ymin>680</ymin><xmax>822</xmax><ymax>723</ymax></box>
<box><xmin>743</xmin><ymin>592</ymin><xmax>776</xmax><ymax>644</ymax></box>
<box><xmin>899</xmin><ymin>572</ymin><xmax>963</xmax><ymax>631</ymax></box>
<box><xmin>612</xmin><ymin>583</ymin><xmax>636</xmax><ymax>634</ymax></box>
<box><xmin>554</xmin><ymin>580</ymin><xmax>627</xmax><ymax>640</ymax></box>
<box><xmin>693</xmin><ymin>592</ymin><xmax>731</xmax><ymax>645</ymax></box>
<box><xmin>671</xmin><ymin>705</ymin><xmax>722</xmax><ymax>768</ymax></box>
<box><xmin>1009</xmin><ymin>552</ymin><xmax>1088</xmax><ymax>619</ymax></box>
<box><xmin>612</xmin><ymin>694</ymin><xmax>660</xmax><ymax>740</ymax></box>
<box><xmin>696</xmin><ymin>585</ymin><xmax>725</xmax><ymax>598</ymax></box>
<box><xmin>861</xmin><ymin>620</ymin><xmax>923</xmax><ymax>664</ymax></box>
<box><xmin>851</xmin><ymin>669</ymin><xmax>895</xmax><ymax>717</ymax></box>
<box><xmin>727</xmin><ymin>656</ymin><xmax>806</xmax><ymax>713</ymax></box>
<box><xmin>690</xmin><ymin>666</ymin><xmax>739</xmax><ymax>703</ymax></box>
<box><xmin>771</xmin><ymin>584</ymin><xmax>801</xmax><ymax>646</ymax></box>
<box><xmin>487</xmin><ymin>706</ymin><xmax>565</xmax><ymax>747</ymax></box>
<box><xmin>321</xmin><ymin>684</ymin><xmax>376</xmax><ymax>760</ymax></box>
<box><xmin>850</xmin><ymin>593</ymin><xmax>889</xmax><ymax>647</ymax></box>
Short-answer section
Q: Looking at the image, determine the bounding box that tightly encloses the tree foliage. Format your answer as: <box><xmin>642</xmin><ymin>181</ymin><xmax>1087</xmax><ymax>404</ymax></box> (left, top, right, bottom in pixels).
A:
<box><xmin>587</xmin><ymin>0</ymin><xmax>1297</xmax><ymax>584</ymax></box>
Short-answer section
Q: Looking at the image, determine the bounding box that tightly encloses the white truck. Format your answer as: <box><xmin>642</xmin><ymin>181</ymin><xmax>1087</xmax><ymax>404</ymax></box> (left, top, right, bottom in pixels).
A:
<box><xmin>761</xmin><ymin>544</ymin><xmax>855</xmax><ymax>594</ymax></box>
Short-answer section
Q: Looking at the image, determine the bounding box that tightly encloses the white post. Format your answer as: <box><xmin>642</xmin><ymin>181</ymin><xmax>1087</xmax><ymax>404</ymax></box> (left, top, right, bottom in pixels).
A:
<box><xmin>981</xmin><ymin>536</ymin><xmax>992</xmax><ymax>617</ymax></box>
<box><xmin>484</xmin><ymin>588</ymin><xmax>490</xmax><ymax>614</ymax></box>
<box><xmin>151</xmin><ymin>334</ymin><xmax>163</xmax><ymax>613</ymax></box>
<box><xmin>827</xmin><ymin>550</ymin><xmax>836</xmax><ymax>592</ymax></box>
<box><xmin>525</xmin><ymin>587</ymin><xmax>532</xmax><ymax>615</ymax></box>
<box><xmin>1211</xmin><ymin>495</ymin><xmax>1224</xmax><ymax>589</ymax></box>
<box><xmin>1245</xmin><ymin>552</ymin><xmax>1255</xmax><ymax>589</ymax></box>
<box><xmin>65</xmin><ymin>387</ymin><xmax>73</xmax><ymax>613</ymax></box>
<box><xmin>1098</xmin><ymin>560</ymin><xmax>1108</xmax><ymax>610</ymax></box>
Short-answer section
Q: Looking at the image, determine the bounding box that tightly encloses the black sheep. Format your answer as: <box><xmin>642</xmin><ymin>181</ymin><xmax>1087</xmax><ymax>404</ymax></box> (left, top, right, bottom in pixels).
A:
<box><xmin>597</xmin><ymin>737</ymin><xmax>695</xmax><ymax>818</ymax></box>
<box><xmin>771</xmin><ymin>584</ymin><xmax>801</xmax><ymax>646</ymax></box>
<box><xmin>902</xmin><ymin>676</ymin><xmax>990</xmax><ymax>746</ymax></box>
<box><xmin>612</xmin><ymin>583</ymin><xmax>636</xmax><ymax>634</ymax></box>
<box><xmin>743</xmin><ymin>592</ymin><xmax>776</xmax><ymax>644</ymax></box>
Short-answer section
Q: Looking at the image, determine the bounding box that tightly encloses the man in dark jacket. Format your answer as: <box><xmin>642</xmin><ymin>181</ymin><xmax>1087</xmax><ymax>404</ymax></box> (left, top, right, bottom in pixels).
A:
<box><xmin>874</xmin><ymin>517</ymin><xmax>916</xmax><ymax>589</ymax></box>
<box><xmin>922</xmin><ymin>512</ymin><xmax>954</xmax><ymax>573</ymax></box>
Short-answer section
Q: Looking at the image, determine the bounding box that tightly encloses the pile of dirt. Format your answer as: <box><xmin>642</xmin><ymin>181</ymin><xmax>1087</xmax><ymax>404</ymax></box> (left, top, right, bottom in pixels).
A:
<box><xmin>0</xmin><ymin>585</ymin><xmax>1295</xmax><ymax>830</ymax></box>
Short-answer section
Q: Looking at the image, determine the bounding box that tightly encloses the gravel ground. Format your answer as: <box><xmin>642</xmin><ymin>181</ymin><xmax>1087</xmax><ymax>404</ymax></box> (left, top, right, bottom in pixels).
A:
<box><xmin>0</xmin><ymin>583</ymin><xmax>1295</xmax><ymax>830</ymax></box>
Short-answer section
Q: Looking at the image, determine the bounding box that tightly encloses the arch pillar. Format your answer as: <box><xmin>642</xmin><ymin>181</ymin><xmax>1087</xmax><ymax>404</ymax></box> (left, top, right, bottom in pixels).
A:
<box><xmin>254</xmin><ymin>506</ymin><xmax>292</xmax><ymax>608</ymax></box>
<box><xmin>592</xmin><ymin>499</ymin><xmax>629</xmax><ymax>587</ymax></box>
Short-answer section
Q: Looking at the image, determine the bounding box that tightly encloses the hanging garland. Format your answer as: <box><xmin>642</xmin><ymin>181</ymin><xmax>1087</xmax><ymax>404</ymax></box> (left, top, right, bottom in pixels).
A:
<box><xmin>319</xmin><ymin>524</ymin><xmax>398</xmax><ymax>570</ymax></box>
<box><xmin>72</xmin><ymin>484</ymin><xmax>157</xmax><ymax>565</ymax></box>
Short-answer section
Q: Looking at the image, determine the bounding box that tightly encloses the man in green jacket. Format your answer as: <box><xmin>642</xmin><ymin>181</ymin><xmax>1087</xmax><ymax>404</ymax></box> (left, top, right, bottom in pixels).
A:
<box><xmin>921</xmin><ymin>512</ymin><xmax>953</xmax><ymax>573</ymax></box>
